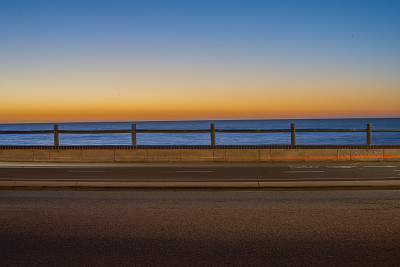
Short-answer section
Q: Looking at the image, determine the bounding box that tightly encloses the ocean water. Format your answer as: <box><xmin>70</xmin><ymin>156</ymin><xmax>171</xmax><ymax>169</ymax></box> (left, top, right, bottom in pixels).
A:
<box><xmin>0</xmin><ymin>118</ymin><xmax>399</xmax><ymax>146</ymax></box>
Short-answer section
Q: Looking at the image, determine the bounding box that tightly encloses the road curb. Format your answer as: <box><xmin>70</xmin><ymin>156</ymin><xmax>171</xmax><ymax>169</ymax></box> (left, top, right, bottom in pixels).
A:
<box><xmin>1</xmin><ymin>180</ymin><xmax>400</xmax><ymax>191</ymax></box>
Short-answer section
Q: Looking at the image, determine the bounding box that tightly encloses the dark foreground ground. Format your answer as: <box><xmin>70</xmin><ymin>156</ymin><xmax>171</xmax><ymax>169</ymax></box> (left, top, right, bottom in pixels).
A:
<box><xmin>1</xmin><ymin>190</ymin><xmax>400</xmax><ymax>266</ymax></box>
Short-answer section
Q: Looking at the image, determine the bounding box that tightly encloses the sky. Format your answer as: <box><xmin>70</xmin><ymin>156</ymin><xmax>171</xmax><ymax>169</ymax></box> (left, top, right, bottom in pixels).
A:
<box><xmin>1</xmin><ymin>0</ymin><xmax>399</xmax><ymax>123</ymax></box>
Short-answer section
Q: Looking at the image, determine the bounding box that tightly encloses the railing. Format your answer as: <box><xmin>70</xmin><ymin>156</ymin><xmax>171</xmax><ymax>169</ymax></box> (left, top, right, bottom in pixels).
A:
<box><xmin>0</xmin><ymin>123</ymin><xmax>399</xmax><ymax>147</ymax></box>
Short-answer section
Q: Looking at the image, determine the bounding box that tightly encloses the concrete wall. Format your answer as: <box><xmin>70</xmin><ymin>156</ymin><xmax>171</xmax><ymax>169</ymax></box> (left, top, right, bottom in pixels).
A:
<box><xmin>1</xmin><ymin>148</ymin><xmax>400</xmax><ymax>162</ymax></box>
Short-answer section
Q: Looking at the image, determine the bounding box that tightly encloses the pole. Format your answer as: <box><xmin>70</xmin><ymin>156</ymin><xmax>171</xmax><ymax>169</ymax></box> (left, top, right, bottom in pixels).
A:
<box><xmin>211</xmin><ymin>123</ymin><xmax>216</xmax><ymax>147</ymax></box>
<box><xmin>54</xmin><ymin>125</ymin><xmax>59</xmax><ymax>148</ymax></box>
<box><xmin>367</xmin><ymin>124</ymin><xmax>372</xmax><ymax>145</ymax></box>
<box><xmin>291</xmin><ymin>123</ymin><xmax>296</xmax><ymax>146</ymax></box>
<box><xmin>131</xmin><ymin>124</ymin><xmax>137</xmax><ymax>146</ymax></box>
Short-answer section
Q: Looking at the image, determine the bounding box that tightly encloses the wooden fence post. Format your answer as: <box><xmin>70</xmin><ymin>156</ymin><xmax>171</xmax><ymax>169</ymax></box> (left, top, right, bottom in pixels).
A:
<box><xmin>211</xmin><ymin>123</ymin><xmax>216</xmax><ymax>147</ymax></box>
<box><xmin>54</xmin><ymin>125</ymin><xmax>59</xmax><ymax>148</ymax></box>
<box><xmin>291</xmin><ymin>123</ymin><xmax>296</xmax><ymax>146</ymax></box>
<box><xmin>367</xmin><ymin>124</ymin><xmax>372</xmax><ymax>145</ymax></box>
<box><xmin>131</xmin><ymin>124</ymin><xmax>137</xmax><ymax>147</ymax></box>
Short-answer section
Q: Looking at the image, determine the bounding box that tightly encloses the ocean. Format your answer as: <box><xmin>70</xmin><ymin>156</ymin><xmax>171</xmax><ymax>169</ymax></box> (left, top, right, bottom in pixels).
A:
<box><xmin>0</xmin><ymin>118</ymin><xmax>399</xmax><ymax>146</ymax></box>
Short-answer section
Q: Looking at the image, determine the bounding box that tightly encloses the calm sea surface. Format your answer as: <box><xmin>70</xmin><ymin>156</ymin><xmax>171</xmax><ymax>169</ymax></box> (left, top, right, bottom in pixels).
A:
<box><xmin>0</xmin><ymin>118</ymin><xmax>399</xmax><ymax>146</ymax></box>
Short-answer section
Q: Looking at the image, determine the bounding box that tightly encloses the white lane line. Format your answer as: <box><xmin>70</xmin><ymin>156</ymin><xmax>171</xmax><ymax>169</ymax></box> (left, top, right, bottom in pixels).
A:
<box><xmin>4</xmin><ymin>177</ymin><xmax>400</xmax><ymax>182</ymax></box>
<box><xmin>327</xmin><ymin>166</ymin><xmax>357</xmax><ymax>169</ymax></box>
<box><xmin>176</xmin><ymin>171</ymin><xmax>214</xmax><ymax>173</ymax></box>
<box><xmin>289</xmin><ymin>166</ymin><xmax>320</xmax><ymax>169</ymax></box>
<box><xmin>0</xmin><ymin>178</ymin><xmax>108</xmax><ymax>181</ymax></box>
<box><xmin>270</xmin><ymin>177</ymin><xmax>400</xmax><ymax>181</ymax></box>
<box><xmin>284</xmin><ymin>171</ymin><xmax>325</xmax><ymax>173</ymax></box>
<box><xmin>0</xmin><ymin>178</ymin><xmax>119</xmax><ymax>182</ymax></box>
<box><xmin>363</xmin><ymin>166</ymin><xmax>397</xmax><ymax>168</ymax></box>
<box><xmin>0</xmin><ymin>166</ymin><xmax>103</xmax><ymax>169</ymax></box>
<box><xmin>67</xmin><ymin>170</ymin><xmax>106</xmax><ymax>173</ymax></box>
<box><xmin>7</xmin><ymin>179</ymin><xmax>76</xmax><ymax>181</ymax></box>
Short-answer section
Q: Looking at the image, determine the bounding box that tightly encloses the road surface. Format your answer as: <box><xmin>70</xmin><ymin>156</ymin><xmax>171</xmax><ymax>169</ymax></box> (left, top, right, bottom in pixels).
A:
<box><xmin>1</xmin><ymin>162</ymin><xmax>400</xmax><ymax>182</ymax></box>
<box><xmin>1</xmin><ymin>190</ymin><xmax>400</xmax><ymax>266</ymax></box>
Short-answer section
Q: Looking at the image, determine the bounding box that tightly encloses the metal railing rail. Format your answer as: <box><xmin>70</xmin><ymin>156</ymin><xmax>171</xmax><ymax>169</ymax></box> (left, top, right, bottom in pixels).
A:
<box><xmin>0</xmin><ymin>123</ymin><xmax>399</xmax><ymax>147</ymax></box>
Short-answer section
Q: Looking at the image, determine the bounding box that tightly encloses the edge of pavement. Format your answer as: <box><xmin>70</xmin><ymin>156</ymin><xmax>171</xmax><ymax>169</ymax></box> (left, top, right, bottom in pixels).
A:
<box><xmin>1</xmin><ymin>180</ymin><xmax>400</xmax><ymax>191</ymax></box>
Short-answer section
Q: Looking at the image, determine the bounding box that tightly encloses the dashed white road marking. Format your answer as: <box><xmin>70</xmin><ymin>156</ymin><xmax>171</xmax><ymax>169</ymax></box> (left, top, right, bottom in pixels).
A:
<box><xmin>176</xmin><ymin>171</ymin><xmax>214</xmax><ymax>173</ymax></box>
<box><xmin>327</xmin><ymin>166</ymin><xmax>357</xmax><ymax>169</ymax></box>
<box><xmin>284</xmin><ymin>171</ymin><xmax>325</xmax><ymax>173</ymax></box>
<box><xmin>67</xmin><ymin>170</ymin><xmax>106</xmax><ymax>173</ymax></box>
<box><xmin>289</xmin><ymin>166</ymin><xmax>320</xmax><ymax>169</ymax></box>
<box><xmin>363</xmin><ymin>166</ymin><xmax>397</xmax><ymax>168</ymax></box>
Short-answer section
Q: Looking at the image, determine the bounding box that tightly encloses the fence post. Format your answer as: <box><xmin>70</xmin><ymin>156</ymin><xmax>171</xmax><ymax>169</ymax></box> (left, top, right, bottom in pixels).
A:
<box><xmin>54</xmin><ymin>125</ymin><xmax>59</xmax><ymax>148</ymax></box>
<box><xmin>211</xmin><ymin>123</ymin><xmax>216</xmax><ymax>147</ymax></box>
<box><xmin>131</xmin><ymin>124</ymin><xmax>137</xmax><ymax>147</ymax></box>
<box><xmin>367</xmin><ymin>124</ymin><xmax>372</xmax><ymax>145</ymax></box>
<box><xmin>291</xmin><ymin>123</ymin><xmax>296</xmax><ymax>146</ymax></box>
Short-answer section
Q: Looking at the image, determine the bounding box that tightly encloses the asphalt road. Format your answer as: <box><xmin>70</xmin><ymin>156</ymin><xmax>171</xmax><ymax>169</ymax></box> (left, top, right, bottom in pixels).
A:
<box><xmin>1</xmin><ymin>190</ymin><xmax>400</xmax><ymax>266</ymax></box>
<box><xmin>1</xmin><ymin>162</ymin><xmax>400</xmax><ymax>183</ymax></box>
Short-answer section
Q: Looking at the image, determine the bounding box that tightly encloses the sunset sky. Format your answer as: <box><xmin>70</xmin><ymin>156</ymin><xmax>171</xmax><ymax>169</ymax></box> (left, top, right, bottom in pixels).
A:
<box><xmin>1</xmin><ymin>0</ymin><xmax>399</xmax><ymax>123</ymax></box>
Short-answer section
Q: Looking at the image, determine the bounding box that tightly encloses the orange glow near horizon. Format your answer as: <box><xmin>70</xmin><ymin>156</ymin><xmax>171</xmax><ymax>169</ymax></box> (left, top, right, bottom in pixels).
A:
<box><xmin>1</xmin><ymin>73</ymin><xmax>399</xmax><ymax>123</ymax></box>
<box><xmin>0</xmin><ymin>74</ymin><xmax>400</xmax><ymax>123</ymax></box>
<box><xmin>2</xmin><ymin>44</ymin><xmax>399</xmax><ymax>124</ymax></box>
<box><xmin>1</xmin><ymin>85</ymin><xmax>399</xmax><ymax>123</ymax></box>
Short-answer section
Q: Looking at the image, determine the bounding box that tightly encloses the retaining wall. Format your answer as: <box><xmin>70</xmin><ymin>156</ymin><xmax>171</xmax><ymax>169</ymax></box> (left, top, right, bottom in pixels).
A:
<box><xmin>1</xmin><ymin>146</ymin><xmax>400</xmax><ymax>162</ymax></box>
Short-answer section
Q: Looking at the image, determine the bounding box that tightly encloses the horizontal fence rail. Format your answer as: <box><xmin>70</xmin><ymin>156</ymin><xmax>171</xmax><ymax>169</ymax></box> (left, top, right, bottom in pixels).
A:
<box><xmin>0</xmin><ymin>123</ymin><xmax>399</xmax><ymax>147</ymax></box>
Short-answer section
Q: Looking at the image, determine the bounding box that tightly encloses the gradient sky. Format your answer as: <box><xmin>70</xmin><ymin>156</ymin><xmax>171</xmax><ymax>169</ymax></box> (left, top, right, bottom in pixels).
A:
<box><xmin>1</xmin><ymin>0</ymin><xmax>399</xmax><ymax>123</ymax></box>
